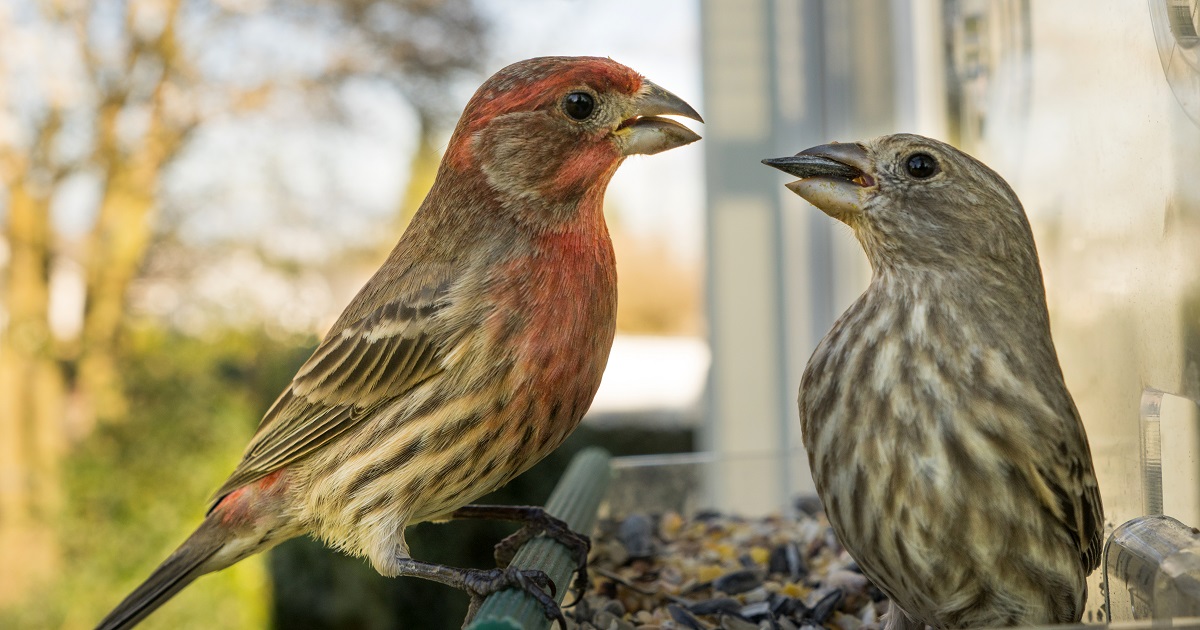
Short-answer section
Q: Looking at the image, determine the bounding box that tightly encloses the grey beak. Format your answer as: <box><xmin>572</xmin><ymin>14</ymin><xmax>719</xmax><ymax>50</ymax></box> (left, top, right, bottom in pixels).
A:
<box><xmin>618</xmin><ymin>80</ymin><xmax>703</xmax><ymax>156</ymax></box>
<box><xmin>762</xmin><ymin>142</ymin><xmax>870</xmax><ymax>180</ymax></box>
<box><xmin>630</xmin><ymin>80</ymin><xmax>704</xmax><ymax>124</ymax></box>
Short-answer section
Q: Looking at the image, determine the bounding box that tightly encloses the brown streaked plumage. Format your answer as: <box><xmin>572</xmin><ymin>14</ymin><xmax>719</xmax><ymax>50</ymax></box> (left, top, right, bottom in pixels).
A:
<box><xmin>764</xmin><ymin>134</ymin><xmax>1102</xmax><ymax>629</ymax></box>
<box><xmin>97</xmin><ymin>56</ymin><xmax>701</xmax><ymax>630</ymax></box>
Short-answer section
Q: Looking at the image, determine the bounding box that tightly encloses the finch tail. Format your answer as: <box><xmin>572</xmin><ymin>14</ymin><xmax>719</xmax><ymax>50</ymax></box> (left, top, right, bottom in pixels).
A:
<box><xmin>96</xmin><ymin>520</ymin><xmax>228</xmax><ymax>630</ymax></box>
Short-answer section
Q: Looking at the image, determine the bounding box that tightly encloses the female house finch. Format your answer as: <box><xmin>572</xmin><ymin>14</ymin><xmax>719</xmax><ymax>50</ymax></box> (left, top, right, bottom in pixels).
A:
<box><xmin>764</xmin><ymin>135</ymin><xmax>1103</xmax><ymax>629</ymax></box>
<box><xmin>98</xmin><ymin>56</ymin><xmax>701</xmax><ymax>630</ymax></box>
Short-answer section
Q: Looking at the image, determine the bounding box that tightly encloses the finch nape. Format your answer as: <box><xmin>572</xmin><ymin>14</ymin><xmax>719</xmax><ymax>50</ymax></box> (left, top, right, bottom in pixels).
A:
<box><xmin>97</xmin><ymin>56</ymin><xmax>701</xmax><ymax>630</ymax></box>
<box><xmin>764</xmin><ymin>135</ymin><xmax>1102</xmax><ymax>629</ymax></box>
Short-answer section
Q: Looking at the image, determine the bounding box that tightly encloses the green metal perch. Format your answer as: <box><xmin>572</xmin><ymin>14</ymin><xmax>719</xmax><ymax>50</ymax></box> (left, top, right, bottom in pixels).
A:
<box><xmin>466</xmin><ymin>447</ymin><xmax>613</xmax><ymax>630</ymax></box>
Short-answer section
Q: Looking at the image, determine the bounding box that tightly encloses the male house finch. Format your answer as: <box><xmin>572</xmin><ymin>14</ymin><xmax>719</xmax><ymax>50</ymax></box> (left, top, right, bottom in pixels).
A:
<box><xmin>763</xmin><ymin>134</ymin><xmax>1103</xmax><ymax>629</ymax></box>
<box><xmin>97</xmin><ymin>56</ymin><xmax>701</xmax><ymax>629</ymax></box>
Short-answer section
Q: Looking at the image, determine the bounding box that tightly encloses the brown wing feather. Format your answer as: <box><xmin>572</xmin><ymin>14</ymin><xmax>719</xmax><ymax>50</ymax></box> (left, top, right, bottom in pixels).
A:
<box><xmin>209</xmin><ymin>283</ymin><xmax>452</xmax><ymax>506</ymax></box>
<box><xmin>1033</xmin><ymin>400</ymin><xmax>1104</xmax><ymax>574</ymax></box>
<box><xmin>1037</xmin><ymin>457</ymin><xmax>1103</xmax><ymax>573</ymax></box>
<box><xmin>1080</xmin><ymin>476</ymin><xmax>1103</xmax><ymax>571</ymax></box>
<box><xmin>1066</xmin><ymin>406</ymin><xmax>1104</xmax><ymax>574</ymax></box>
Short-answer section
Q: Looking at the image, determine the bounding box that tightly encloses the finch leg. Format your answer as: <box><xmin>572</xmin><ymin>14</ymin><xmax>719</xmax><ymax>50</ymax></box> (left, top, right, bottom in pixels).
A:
<box><xmin>391</xmin><ymin>558</ymin><xmax>565</xmax><ymax>628</ymax></box>
<box><xmin>450</xmin><ymin>504</ymin><xmax>591</xmax><ymax>605</ymax></box>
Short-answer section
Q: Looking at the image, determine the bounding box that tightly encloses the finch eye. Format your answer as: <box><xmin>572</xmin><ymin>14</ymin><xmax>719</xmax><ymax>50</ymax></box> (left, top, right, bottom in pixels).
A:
<box><xmin>905</xmin><ymin>153</ymin><xmax>938</xmax><ymax>178</ymax></box>
<box><xmin>562</xmin><ymin>92</ymin><xmax>596</xmax><ymax>121</ymax></box>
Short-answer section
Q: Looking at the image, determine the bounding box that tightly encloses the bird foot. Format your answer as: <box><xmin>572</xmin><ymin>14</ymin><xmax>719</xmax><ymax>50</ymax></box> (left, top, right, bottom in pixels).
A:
<box><xmin>462</xmin><ymin>566</ymin><xmax>564</xmax><ymax>628</ymax></box>
<box><xmin>392</xmin><ymin>558</ymin><xmax>564</xmax><ymax>629</ymax></box>
<box><xmin>452</xmin><ymin>504</ymin><xmax>592</xmax><ymax>607</ymax></box>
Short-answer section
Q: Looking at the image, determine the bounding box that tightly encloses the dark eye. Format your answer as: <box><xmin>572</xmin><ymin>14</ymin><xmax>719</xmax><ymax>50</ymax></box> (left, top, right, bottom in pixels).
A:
<box><xmin>905</xmin><ymin>153</ymin><xmax>938</xmax><ymax>178</ymax></box>
<box><xmin>562</xmin><ymin>92</ymin><xmax>595</xmax><ymax>120</ymax></box>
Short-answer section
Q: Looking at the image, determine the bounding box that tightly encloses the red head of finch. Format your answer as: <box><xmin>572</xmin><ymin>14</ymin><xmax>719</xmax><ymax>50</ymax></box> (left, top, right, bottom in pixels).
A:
<box><xmin>765</xmin><ymin>135</ymin><xmax>1102</xmax><ymax>629</ymax></box>
<box><xmin>98</xmin><ymin>56</ymin><xmax>701</xmax><ymax>629</ymax></box>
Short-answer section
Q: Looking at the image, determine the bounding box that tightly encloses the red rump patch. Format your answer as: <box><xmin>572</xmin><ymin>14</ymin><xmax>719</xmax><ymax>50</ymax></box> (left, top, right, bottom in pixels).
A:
<box><xmin>215</xmin><ymin>469</ymin><xmax>287</xmax><ymax>526</ymax></box>
<box><xmin>255</xmin><ymin>469</ymin><xmax>286</xmax><ymax>491</ymax></box>
<box><xmin>446</xmin><ymin>57</ymin><xmax>643</xmax><ymax>169</ymax></box>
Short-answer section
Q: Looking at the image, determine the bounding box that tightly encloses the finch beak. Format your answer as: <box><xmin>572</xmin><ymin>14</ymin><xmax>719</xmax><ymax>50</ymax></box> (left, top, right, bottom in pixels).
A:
<box><xmin>762</xmin><ymin>142</ymin><xmax>875</xmax><ymax>220</ymax></box>
<box><xmin>615</xmin><ymin>80</ymin><xmax>703</xmax><ymax>156</ymax></box>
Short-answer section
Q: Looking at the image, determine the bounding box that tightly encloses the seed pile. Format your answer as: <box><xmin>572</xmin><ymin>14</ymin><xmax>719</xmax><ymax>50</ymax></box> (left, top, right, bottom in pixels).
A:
<box><xmin>567</xmin><ymin>504</ymin><xmax>890</xmax><ymax>630</ymax></box>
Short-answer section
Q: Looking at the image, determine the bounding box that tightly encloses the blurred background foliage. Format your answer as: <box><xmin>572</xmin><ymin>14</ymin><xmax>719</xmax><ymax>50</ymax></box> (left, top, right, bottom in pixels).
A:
<box><xmin>0</xmin><ymin>0</ymin><xmax>699</xmax><ymax>627</ymax></box>
<box><xmin>6</xmin><ymin>328</ymin><xmax>311</xmax><ymax>629</ymax></box>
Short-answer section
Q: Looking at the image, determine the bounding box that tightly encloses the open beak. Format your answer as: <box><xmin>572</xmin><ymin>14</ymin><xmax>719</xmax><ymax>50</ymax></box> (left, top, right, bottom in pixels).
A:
<box><xmin>616</xmin><ymin>80</ymin><xmax>703</xmax><ymax>156</ymax></box>
<box><xmin>762</xmin><ymin>142</ymin><xmax>874</xmax><ymax>219</ymax></box>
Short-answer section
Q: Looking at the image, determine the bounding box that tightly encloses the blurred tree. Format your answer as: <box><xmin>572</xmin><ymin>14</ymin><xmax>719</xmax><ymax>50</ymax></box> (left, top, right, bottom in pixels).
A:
<box><xmin>0</xmin><ymin>327</ymin><xmax>314</xmax><ymax>629</ymax></box>
<box><xmin>325</xmin><ymin>0</ymin><xmax>487</xmax><ymax>225</ymax></box>
<box><xmin>0</xmin><ymin>0</ymin><xmax>486</xmax><ymax>606</ymax></box>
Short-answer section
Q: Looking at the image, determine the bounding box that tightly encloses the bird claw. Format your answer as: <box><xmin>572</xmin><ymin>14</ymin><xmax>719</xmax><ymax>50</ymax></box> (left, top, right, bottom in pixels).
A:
<box><xmin>452</xmin><ymin>504</ymin><xmax>592</xmax><ymax>610</ymax></box>
<box><xmin>491</xmin><ymin>507</ymin><xmax>591</xmax><ymax>607</ymax></box>
<box><xmin>462</xmin><ymin>567</ymin><xmax>566</xmax><ymax>628</ymax></box>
